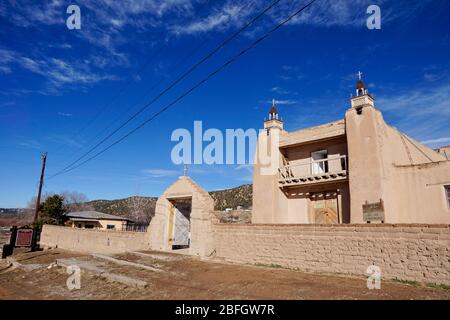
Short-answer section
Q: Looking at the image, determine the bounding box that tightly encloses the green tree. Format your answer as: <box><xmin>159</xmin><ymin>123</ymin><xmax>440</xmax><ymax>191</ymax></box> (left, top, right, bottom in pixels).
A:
<box><xmin>34</xmin><ymin>194</ymin><xmax>67</xmax><ymax>227</ymax></box>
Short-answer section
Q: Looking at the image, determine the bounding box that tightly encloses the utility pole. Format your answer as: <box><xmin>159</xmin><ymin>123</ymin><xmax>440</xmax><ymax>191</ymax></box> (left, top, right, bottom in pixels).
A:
<box><xmin>33</xmin><ymin>152</ymin><xmax>47</xmax><ymax>224</ymax></box>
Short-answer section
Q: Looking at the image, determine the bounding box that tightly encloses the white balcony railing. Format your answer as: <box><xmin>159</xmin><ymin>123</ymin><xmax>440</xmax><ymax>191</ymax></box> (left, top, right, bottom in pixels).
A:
<box><xmin>278</xmin><ymin>155</ymin><xmax>348</xmax><ymax>187</ymax></box>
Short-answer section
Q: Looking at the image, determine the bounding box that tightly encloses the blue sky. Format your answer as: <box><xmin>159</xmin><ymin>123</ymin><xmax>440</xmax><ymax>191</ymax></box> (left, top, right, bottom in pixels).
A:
<box><xmin>1</xmin><ymin>0</ymin><xmax>449</xmax><ymax>207</ymax></box>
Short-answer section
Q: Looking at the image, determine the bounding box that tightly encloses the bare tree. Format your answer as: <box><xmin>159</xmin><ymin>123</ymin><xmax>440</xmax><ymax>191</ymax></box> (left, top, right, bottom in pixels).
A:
<box><xmin>129</xmin><ymin>196</ymin><xmax>145</xmax><ymax>223</ymax></box>
<box><xmin>61</xmin><ymin>191</ymin><xmax>92</xmax><ymax>212</ymax></box>
<box><xmin>128</xmin><ymin>195</ymin><xmax>155</xmax><ymax>225</ymax></box>
<box><xmin>27</xmin><ymin>192</ymin><xmax>53</xmax><ymax>211</ymax></box>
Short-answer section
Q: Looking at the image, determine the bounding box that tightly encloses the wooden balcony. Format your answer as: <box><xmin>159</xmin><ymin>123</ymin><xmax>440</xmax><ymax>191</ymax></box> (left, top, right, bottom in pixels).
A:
<box><xmin>278</xmin><ymin>155</ymin><xmax>348</xmax><ymax>188</ymax></box>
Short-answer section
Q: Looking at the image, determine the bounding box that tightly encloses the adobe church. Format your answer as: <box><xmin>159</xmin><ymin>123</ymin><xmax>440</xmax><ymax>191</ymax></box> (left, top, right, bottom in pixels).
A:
<box><xmin>253</xmin><ymin>75</ymin><xmax>450</xmax><ymax>224</ymax></box>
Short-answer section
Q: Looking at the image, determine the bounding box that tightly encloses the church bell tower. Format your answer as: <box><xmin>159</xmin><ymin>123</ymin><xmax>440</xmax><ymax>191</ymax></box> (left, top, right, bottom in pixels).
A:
<box><xmin>264</xmin><ymin>99</ymin><xmax>283</xmax><ymax>132</ymax></box>
<box><xmin>351</xmin><ymin>71</ymin><xmax>375</xmax><ymax>110</ymax></box>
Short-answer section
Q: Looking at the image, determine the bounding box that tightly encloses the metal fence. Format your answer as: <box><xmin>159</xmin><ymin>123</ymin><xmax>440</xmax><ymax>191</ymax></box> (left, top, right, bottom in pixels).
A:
<box><xmin>122</xmin><ymin>224</ymin><xmax>148</xmax><ymax>233</ymax></box>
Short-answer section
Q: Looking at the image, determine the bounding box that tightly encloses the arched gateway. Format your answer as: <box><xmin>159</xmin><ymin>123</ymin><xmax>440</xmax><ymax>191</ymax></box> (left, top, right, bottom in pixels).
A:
<box><xmin>147</xmin><ymin>176</ymin><xmax>215</xmax><ymax>257</ymax></box>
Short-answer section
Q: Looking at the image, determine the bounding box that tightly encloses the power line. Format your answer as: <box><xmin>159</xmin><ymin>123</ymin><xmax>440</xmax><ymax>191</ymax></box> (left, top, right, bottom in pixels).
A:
<box><xmin>51</xmin><ymin>0</ymin><xmax>284</xmax><ymax>177</ymax></box>
<box><xmin>49</xmin><ymin>0</ymin><xmax>317</xmax><ymax>178</ymax></box>
<box><xmin>59</xmin><ymin>37</ymin><xmax>205</xmax><ymax>161</ymax></box>
<box><xmin>79</xmin><ymin>0</ymin><xmax>258</xmax><ymax>156</ymax></box>
<box><xmin>72</xmin><ymin>32</ymin><xmax>211</xmax><ymax>158</ymax></box>
<box><xmin>52</xmin><ymin>42</ymin><xmax>169</xmax><ymax>155</ymax></box>
<box><xmin>87</xmin><ymin>0</ymin><xmax>257</xmax><ymax>146</ymax></box>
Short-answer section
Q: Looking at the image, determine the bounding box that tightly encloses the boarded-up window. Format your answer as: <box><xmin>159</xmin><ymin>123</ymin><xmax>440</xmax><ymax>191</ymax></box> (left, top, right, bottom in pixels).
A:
<box><xmin>446</xmin><ymin>186</ymin><xmax>450</xmax><ymax>209</ymax></box>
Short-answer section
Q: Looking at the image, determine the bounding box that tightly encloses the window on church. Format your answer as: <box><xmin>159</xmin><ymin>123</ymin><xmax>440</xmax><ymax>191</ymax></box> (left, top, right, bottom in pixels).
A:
<box><xmin>311</xmin><ymin>150</ymin><xmax>328</xmax><ymax>175</ymax></box>
<box><xmin>445</xmin><ymin>186</ymin><xmax>450</xmax><ymax>209</ymax></box>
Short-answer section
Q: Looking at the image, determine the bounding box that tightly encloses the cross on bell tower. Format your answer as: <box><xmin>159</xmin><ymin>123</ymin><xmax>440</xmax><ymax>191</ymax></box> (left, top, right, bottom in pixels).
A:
<box><xmin>268</xmin><ymin>99</ymin><xmax>279</xmax><ymax>120</ymax></box>
<box><xmin>356</xmin><ymin>71</ymin><xmax>368</xmax><ymax>96</ymax></box>
<box><xmin>350</xmin><ymin>71</ymin><xmax>375</xmax><ymax>109</ymax></box>
<box><xmin>264</xmin><ymin>99</ymin><xmax>283</xmax><ymax>131</ymax></box>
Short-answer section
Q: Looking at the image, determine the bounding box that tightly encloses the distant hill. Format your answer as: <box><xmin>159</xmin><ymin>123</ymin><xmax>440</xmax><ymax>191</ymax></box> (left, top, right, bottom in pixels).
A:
<box><xmin>84</xmin><ymin>196</ymin><xmax>157</xmax><ymax>224</ymax></box>
<box><xmin>84</xmin><ymin>184</ymin><xmax>253</xmax><ymax>223</ymax></box>
<box><xmin>0</xmin><ymin>184</ymin><xmax>253</xmax><ymax>226</ymax></box>
<box><xmin>209</xmin><ymin>184</ymin><xmax>252</xmax><ymax>211</ymax></box>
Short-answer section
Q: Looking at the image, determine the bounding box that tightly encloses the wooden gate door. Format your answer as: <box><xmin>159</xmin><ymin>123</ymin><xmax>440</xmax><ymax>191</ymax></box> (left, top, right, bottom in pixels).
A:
<box><xmin>167</xmin><ymin>202</ymin><xmax>175</xmax><ymax>246</ymax></box>
<box><xmin>171</xmin><ymin>199</ymin><xmax>191</xmax><ymax>249</ymax></box>
<box><xmin>310</xmin><ymin>191</ymin><xmax>339</xmax><ymax>224</ymax></box>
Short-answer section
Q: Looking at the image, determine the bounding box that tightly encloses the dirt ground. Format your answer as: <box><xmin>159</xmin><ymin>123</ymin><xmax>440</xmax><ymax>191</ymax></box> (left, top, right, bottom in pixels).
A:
<box><xmin>0</xmin><ymin>249</ymin><xmax>449</xmax><ymax>300</ymax></box>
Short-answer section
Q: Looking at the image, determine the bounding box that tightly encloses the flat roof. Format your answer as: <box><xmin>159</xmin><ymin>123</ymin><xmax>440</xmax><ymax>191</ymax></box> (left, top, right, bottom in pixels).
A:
<box><xmin>65</xmin><ymin>211</ymin><xmax>130</xmax><ymax>221</ymax></box>
<box><xmin>69</xmin><ymin>218</ymin><xmax>100</xmax><ymax>222</ymax></box>
<box><xmin>280</xmin><ymin>119</ymin><xmax>345</xmax><ymax>148</ymax></box>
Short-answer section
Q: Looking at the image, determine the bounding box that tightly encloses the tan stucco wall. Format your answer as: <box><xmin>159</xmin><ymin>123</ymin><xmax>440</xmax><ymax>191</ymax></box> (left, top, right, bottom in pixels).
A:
<box><xmin>147</xmin><ymin>176</ymin><xmax>215</xmax><ymax>257</ymax></box>
<box><xmin>282</xmin><ymin>182</ymin><xmax>350</xmax><ymax>224</ymax></box>
<box><xmin>254</xmin><ymin>99</ymin><xmax>450</xmax><ymax>225</ymax></box>
<box><xmin>283</xmin><ymin>137</ymin><xmax>347</xmax><ymax>177</ymax></box>
<box><xmin>345</xmin><ymin>106</ymin><xmax>385</xmax><ymax>223</ymax></box>
<box><xmin>252</xmin><ymin>128</ymin><xmax>288</xmax><ymax>223</ymax></box>
<box><xmin>211</xmin><ymin>223</ymin><xmax>450</xmax><ymax>285</ymax></box>
<box><xmin>98</xmin><ymin>219</ymin><xmax>127</xmax><ymax>230</ymax></box>
<box><xmin>388</xmin><ymin>162</ymin><xmax>450</xmax><ymax>223</ymax></box>
<box><xmin>69</xmin><ymin>221</ymin><xmax>100</xmax><ymax>229</ymax></box>
<box><xmin>40</xmin><ymin>210</ymin><xmax>450</xmax><ymax>286</ymax></box>
<box><xmin>40</xmin><ymin>224</ymin><xmax>149</xmax><ymax>254</ymax></box>
<box><xmin>70</xmin><ymin>219</ymin><xmax>127</xmax><ymax>230</ymax></box>
<box><xmin>345</xmin><ymin>104</ymin><xmax>450</xmax><ymax>224</ymax></box>
<box><xmin>253</xmin><ymin>129</ymin><xmax>350</xmax><ymax>224</ymax></box>
<box><xmin>70</xmin><ymin>219</ymin><xmax>126</xmax><ymax>230</ymax></box>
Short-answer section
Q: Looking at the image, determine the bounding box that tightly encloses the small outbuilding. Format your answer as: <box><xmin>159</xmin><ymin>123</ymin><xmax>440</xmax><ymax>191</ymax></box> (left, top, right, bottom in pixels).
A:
<box><xmin>65</xmin><ymin>211</ymin><xmax>131</xmax><ymax>231</ymax></box>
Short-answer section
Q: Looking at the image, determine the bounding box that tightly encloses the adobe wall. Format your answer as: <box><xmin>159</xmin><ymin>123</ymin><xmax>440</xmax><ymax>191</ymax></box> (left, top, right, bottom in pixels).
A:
<box><xmin>40</xmin><ymin>222</ymin><xmax>450</xmax><ymax>285</ymax></box>
<box><xmin>345</xmin><ymin>104</ymin><xmax>450</xmax><ymax>224</ymax></box>
<box><xmin>345</xmin><ymin>106</ymin><xmax>385</xmax><ymax>223</ymax></box>
<box><xmin>147</xmin><ymin>176</ymin><xmax>215</xmax><ymax>257</ymax></box>
<box><xmin>389</xmin><ymin>162</ymin><xmax>450</xmax><ymax>223</ymax></box>
<box><xmin>284</xmin><ymin>136</ymin><xmax>348</xmax><ymax>176</ymax></box>
<box><xmin>40</xmin><ymin>224</ymin><xmax>149</xmax><ymax>254</ymax></box>
<box><xmin>252</xmin><ymin>129</ymin><xmax>288</xmax><ymax>223</ymax></box>
<box><xmin>284</xmin><ymin>182</ymin><xmax>350</xmax><ymax>224</ymax></box>
<box><xmin>211</xmin><ymin>223</ymin><xmax>450</xmax><ymax>285</ymax></box>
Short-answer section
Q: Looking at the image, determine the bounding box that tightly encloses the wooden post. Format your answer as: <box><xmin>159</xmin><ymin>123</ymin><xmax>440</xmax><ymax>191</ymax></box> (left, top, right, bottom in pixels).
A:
<box><xmin>33</xmin><ymin>152</ymin><xmax>47</xmax><ymax>224</ymax></box>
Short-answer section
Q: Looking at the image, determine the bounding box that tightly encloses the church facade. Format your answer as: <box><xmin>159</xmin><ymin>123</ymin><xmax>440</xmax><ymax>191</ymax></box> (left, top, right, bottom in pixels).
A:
<box><xmin>253</xmin><ymin>76</ymin><xmax>450</xmax><ymax>224</ymax></box>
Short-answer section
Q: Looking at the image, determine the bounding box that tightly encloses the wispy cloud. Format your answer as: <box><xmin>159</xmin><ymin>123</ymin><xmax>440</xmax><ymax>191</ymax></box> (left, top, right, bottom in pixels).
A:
<box><xmin>421</xmin><ymin>137</ymin><xmax>450</xmax><ymax>145</ymax></box>
<box><xmin>271</xmin><ymin>86</ymin><xmax>296</xmax><ymax>95</ymax></box>
<box><xmin>423</xmin><ymin>63</ymin><xmax>450</xmax><ymax>82</ymax></box>
<box><xmin>0</xmin><ymin>48</ymin><xmax>119</xmax><ymax>93</ymax></box>
<box><xmin>141</xmin><ymin>168</ymin><xmax>181</xmax><ymax>178</ymax></box>
<box><xmin>5</xmin><ymin>0</ymin><xmax>64</xmax><ymax>27</ymax></box>
<box><xmin>271</xmin><ymin>99</ymin><xmax>298</xmax><ymax>105</ymax></box>
<box><xmin>0</xmin><ymin>0</ymin><xmax>436</xmax><ymax>96</ymax></box>
<box><xmin>170</xmin><ymin>2</ymin><xmax>250</xmax><ymax>35</ymax></box>
<box><xmin>18</xmin><ymin>139</ymin><xmax>42</xmax><ymax>151</ymax></box>
<box><xmin>57</xmin><ymin>112</ymin><xmax>73</xmax><ymax>117</ymax></box>
<box><xmin>376</xmin><ymin>80</ymin><xmax>450</xmax><ymax>148</ymax></box>
<box><xmin>377</xmin><ymin>83</ymin><xmax>450</xmax><ymax>117</ymax></box>
<box><xmin>0</xmin><ymin>101</ymin><xmax>15</xmax><ymax>108</ymax></box>
<box><xmin>45</xmin><ymin>135</ymin><xmax>84</xmax><ymax>148</ymax></box>
<box><xmin>168</xmin><ymin>0</ymin><xmax>435</xmax><ymax>39</ymax></box>
<box><xmin>234</xmin><ymin>164</ymin><xmax>253</xmax><ymax>182</ymax></box>
<box><xmin>278</xmin><ymin>65</ymin><xmax>303</xmax><ymax>82</ymax></box>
